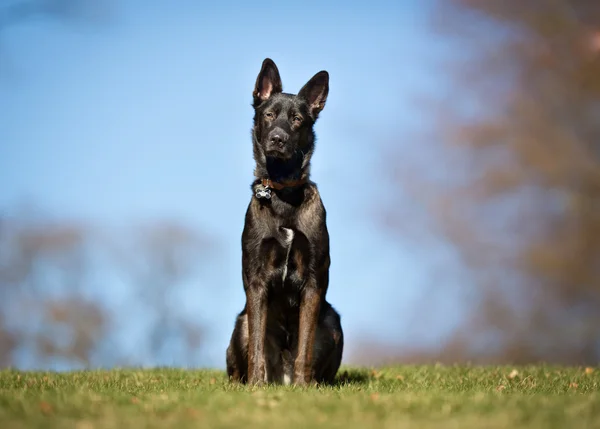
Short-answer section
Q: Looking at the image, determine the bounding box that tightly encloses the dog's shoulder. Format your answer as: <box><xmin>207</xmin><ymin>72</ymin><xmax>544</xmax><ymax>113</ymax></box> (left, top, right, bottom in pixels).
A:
<box><xmin>296</xmin><ymin>182</ymin><xmax>327</xmax><ymax>233</ymax></box>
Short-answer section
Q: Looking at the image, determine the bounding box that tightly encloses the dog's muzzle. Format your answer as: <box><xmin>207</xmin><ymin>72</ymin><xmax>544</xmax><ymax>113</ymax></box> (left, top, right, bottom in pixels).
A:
<box><xmin>265</xmin><ymin>127</ymin><xmax>292</xmax><ymax>157</ymax></box>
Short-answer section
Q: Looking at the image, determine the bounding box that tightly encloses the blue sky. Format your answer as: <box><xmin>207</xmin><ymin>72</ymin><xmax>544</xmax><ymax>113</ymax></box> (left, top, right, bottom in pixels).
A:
<box><xmin>0</xmin><ymin>0</ymin><xmax>471</xmax><ymax>369</ymax></box>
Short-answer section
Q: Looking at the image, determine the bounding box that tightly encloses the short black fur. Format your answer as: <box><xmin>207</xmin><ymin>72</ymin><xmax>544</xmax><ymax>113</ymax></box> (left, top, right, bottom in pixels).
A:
<box><xmin>226</xmin><ymin>58</ymin><xmax>343</xmax><ymax>385</ymax></box>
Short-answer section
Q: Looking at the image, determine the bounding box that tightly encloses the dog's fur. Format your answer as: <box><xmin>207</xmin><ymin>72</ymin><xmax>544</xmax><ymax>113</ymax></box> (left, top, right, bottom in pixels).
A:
<box><xmin>226</xmin><ymin>59</ymin><xmax>343</xmax><ymax>385</ymax></box>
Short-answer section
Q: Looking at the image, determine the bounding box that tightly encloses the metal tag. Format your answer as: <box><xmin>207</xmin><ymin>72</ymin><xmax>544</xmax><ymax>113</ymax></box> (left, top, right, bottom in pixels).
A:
<box><xmin>255</xmin><ymin>185</ymin><xmax>272</xmax><ymax>200</ymax></box>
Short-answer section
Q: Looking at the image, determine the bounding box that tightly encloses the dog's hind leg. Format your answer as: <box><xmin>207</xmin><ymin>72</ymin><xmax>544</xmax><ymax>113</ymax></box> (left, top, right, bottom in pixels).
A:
<box><xmin>226</xmin><ymin>310</ymin><xmax>249</xmax><ymax>383</ymax></box>
<box><xmin>312</xmin><ymin>301</ymin><xmax>344</xmax><ymax>384</ymax></box>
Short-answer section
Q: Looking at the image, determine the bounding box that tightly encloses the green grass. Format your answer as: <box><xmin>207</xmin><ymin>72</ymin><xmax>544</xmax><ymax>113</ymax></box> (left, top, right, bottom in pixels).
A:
<box><xmin>1</xmin><ymin>365</ymin><xmax>599</xmax><ymax>428</ymax></box>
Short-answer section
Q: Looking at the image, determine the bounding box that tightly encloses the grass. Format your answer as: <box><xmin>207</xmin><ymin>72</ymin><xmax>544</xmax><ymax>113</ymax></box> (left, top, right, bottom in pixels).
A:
<box><xmin>1</xmin><ymin>365</ymin><xmax>599</xmax><ymax>428</ymax></box>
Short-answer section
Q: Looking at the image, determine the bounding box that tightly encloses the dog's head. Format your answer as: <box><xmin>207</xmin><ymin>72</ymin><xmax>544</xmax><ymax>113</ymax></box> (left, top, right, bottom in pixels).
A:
<box><xmin>251</xmin><ymin>58</ymin><xmax>328</xmax><ymax>173</ymax></box>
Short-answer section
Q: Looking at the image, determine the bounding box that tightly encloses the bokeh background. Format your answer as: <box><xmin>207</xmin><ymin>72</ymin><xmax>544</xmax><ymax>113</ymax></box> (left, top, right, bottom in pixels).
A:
<box><xmin>1</xmin><ymin>0</ymin><xmax>599</xmax><ymax>370</ymax></box>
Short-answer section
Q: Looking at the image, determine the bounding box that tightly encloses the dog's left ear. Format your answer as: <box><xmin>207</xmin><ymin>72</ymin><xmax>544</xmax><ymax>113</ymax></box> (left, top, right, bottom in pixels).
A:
<box><xmin>298</xmin><ymin>70</ymin><xmax>329</xmax><ymax>119</ymax></box>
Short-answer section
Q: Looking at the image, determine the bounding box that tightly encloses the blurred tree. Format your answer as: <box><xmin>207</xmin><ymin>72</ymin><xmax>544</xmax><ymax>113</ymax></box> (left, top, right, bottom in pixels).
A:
<box><xmin>385</xmin><ymin>0</ymin><xmax>600</xmax><ymax>364</ymax></box>
<box><xmin>0</xmin><ymin>209</ymin><xmax>214</xmax><ymax>369</ymax></box>
<box><xmin>107</xmin><ymin>221</ymin><xmax>210</xmax><ymax>366</ymax></box>
<box><xmin>0</xmin><ymin>214</ymin><xmax>104</xmax><ymax>367</ymax></box>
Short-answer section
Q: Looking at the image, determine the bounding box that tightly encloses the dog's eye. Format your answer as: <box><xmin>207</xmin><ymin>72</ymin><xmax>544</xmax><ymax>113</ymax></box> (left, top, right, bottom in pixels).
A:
<box><xmin>293</xmin><ymin>115</ymin><xmax>303</xmax><ymax>123</ymax></box>
<box><xmin>265</xmin><ymin>112</ymin><xmax>274</xmax><ymax>119</ymax></box>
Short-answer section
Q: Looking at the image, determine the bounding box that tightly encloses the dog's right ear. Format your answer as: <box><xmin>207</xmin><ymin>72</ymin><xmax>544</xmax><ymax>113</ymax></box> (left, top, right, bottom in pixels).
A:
<box><xmin>253</xmin><ymin>58</ymin><xmax>283</xmax><ymax>106</ymax></box>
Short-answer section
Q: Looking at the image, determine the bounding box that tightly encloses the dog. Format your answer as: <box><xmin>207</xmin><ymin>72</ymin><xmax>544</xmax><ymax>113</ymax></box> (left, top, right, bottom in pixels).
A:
<box><xmin>226</xmin><ymin>58</ymin><xmax>344</xmax><ymax>385</ymax></box>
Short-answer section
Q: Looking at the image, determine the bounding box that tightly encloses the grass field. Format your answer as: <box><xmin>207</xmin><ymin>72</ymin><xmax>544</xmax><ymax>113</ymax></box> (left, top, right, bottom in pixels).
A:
<box><xmin>1</xmin><ymin>365</ymin><xmax>599</xmax><ymax>428</ymax></box>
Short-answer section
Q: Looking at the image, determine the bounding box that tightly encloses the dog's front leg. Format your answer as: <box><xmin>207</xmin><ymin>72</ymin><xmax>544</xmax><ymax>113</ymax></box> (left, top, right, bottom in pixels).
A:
<box><xmin>294</xmin><ymin>285</ymin><xmax>321</xmax><ymax>385</ymax></box>
<box><xmin>246</xmin><ymin>285</ymin><xmax>268</xmax><ymax>385</ymax></box>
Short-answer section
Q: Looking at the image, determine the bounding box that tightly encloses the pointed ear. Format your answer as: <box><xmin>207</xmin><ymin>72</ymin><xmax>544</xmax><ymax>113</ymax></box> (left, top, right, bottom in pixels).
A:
<box><xmin>298</xmin><ymin>70</ymin><xmax>329</xmax><ymax>119</ymax></box>
<box><xmin>253</xmin><ymin>58</ymin><xmax>283</xmax><ymax>105</ymax></box>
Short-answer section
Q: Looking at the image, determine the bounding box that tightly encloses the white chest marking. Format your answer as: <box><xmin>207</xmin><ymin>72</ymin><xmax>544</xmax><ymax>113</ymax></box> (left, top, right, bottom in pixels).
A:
<box><xmin>281</xmin><ymin>228</ymin><xmax>294</xmax><ymax>283</ymax></box>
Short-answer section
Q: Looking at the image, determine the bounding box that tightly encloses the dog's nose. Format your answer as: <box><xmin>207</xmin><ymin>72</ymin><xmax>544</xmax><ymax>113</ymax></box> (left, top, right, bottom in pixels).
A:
<box><xmin>269</xmin><ymin>129</ymin><xmax>289</xmax><ymax>147</ymax></box>
<box><xmin>270</xmin><ymin>134</ymin><xmax>284</xmax><ymax>146</ymax></box>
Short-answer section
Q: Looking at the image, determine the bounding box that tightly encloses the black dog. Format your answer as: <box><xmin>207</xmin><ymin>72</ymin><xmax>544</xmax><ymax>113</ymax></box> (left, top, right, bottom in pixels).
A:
<box><xmin>226</xmin><ymin>58</ymin><xmax>343</xmax><ymax>385</ymax></box>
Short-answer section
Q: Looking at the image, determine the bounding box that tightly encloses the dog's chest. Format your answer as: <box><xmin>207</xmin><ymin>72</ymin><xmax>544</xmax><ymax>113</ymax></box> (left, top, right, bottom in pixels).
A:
<box><xmin>280</xmin><ymin>227</ymin><xmax>294</xmax><ymax>283</ymax></box>
<box><xmin>268</xmin><ymin>226</ymin><xmax>306</xmax><ymax>308</ymax></box>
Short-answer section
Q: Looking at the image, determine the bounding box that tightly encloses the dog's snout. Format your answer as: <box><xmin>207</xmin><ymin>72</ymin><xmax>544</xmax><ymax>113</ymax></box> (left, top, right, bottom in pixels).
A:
<box><xmin>268</xmin><ymin>128</ymin><xmax>289</xmax><ymax>147</ymax></box>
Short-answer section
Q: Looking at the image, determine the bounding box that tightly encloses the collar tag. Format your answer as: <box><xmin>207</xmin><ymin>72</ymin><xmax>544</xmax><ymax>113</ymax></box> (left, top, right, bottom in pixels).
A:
<box><xmin>255</xmin><ymin>183</ymin><xmax>272</xmax><ymax>199</ymax></box>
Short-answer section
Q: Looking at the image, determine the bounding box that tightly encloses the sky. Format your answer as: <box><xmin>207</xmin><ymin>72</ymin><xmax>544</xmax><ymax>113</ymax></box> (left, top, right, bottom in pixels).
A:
<box><xmin>0</xmin><ymin>0</ymin><xmax>470</xmax><ymax>369</ymax></box>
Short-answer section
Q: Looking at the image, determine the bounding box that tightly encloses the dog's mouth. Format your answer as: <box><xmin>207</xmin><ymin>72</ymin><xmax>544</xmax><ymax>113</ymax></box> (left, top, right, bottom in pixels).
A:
<box><xmin>265</xmin><ymin>149</ymin><xmax>294</xmax><ymax>160</ymax></box>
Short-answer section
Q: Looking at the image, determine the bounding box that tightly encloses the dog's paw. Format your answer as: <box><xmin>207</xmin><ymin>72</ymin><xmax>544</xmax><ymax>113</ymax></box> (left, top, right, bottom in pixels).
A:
<box><xmin>248</xmin><ymin>369</ymin><xmax>267</xmax><ymax>386</ymax></box>
<box><xmin>292</xmin><ymin>371</ymin><xmax>317</xmax><ymax>387</ymax></box>
<box><xmin>292</xmin><ymin>378</ymin><xmax>318</xmax><ymax>388</ymax></box>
